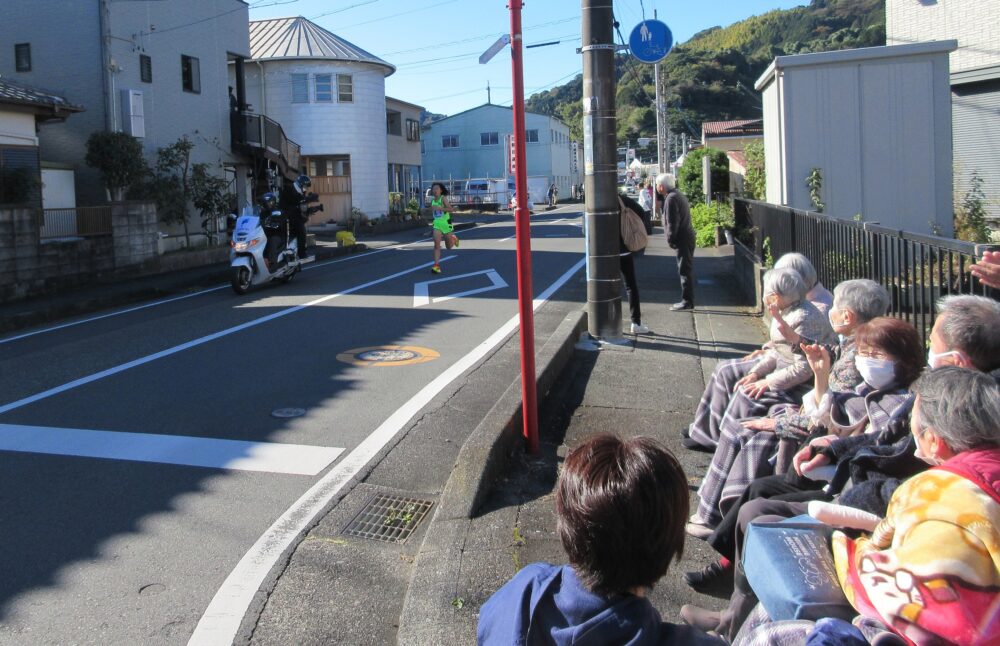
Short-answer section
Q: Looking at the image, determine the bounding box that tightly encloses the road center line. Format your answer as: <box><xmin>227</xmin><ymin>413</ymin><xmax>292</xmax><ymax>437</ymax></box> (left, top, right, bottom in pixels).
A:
<box><xmin>0</xmin><ymin>424</ymin><xmax>344</xmax><ymax>475</ymax></box>
<box><xmin>187</xmin><ymin>255</ymin><xmax>587</xmax><ymax>645</ymax></box>
<box><xmin>0</xmin><ymin>256</ymin><xmax>456</xmax><ymax>416</ymax></box>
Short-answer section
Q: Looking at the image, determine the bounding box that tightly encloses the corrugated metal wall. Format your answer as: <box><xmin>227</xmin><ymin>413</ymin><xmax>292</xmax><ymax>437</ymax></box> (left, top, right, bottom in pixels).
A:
<box><xmin>952</xmin><ymin>80</ymin><xmax>1000</xmax><ymax>224</ymax></box>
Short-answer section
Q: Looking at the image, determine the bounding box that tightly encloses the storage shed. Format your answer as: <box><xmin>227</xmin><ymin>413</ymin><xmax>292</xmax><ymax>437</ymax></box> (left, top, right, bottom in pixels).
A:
<box><xmin>756</xmin><ymin>41</ymin><xmax>957</xmax><ymax>235</ymax></box>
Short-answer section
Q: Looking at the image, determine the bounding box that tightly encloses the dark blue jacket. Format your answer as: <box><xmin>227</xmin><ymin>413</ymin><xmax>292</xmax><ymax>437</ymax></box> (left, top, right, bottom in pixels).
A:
<box><xmin>477</xmin><ymin>563</ymin><xmax>723</xmax><ymax>646</ymax></box>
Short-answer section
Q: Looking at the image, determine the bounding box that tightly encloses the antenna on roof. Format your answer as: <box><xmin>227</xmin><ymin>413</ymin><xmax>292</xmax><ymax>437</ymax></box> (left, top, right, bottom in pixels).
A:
<box><xmin>487</xmin><ymin>81</ymin><xmax>491</xmax><ymax>105</ymax></box>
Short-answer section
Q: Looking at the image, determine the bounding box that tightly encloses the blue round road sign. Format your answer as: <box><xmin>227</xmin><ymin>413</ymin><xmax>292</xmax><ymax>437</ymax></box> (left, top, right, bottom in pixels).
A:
<box><xmin>628</xmin><ymin>20</ymin><xmax>673</xmax><ymax>64</ymax></box>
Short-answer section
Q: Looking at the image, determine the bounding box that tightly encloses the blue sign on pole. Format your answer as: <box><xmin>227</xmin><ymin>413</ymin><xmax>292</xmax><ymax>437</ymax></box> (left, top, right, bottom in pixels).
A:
<box><xmin>628</xmin><ymin>20</ymin><xmax>673</xmax><ymax>64</ymax></box>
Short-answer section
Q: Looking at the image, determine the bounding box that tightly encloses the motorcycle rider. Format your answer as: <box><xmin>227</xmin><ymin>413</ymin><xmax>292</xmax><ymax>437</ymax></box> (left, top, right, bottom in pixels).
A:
<box><xmin>279</xmin><ymin>174</ymin><xmax>312</xmax><ymax>259</ymax></box>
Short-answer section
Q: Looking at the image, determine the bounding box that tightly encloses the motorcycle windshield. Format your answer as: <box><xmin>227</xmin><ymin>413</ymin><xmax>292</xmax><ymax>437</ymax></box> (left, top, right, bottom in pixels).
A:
<box><xmin>234</xmin><ymin>214</ymin><xmax>260</xmax><ymax>235</ymax></box>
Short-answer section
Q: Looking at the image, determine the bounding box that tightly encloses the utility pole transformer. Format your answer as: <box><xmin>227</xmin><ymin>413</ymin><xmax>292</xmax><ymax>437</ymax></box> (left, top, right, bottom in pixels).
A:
<box><xmin>581</xmin><ymin>0</ymin><xmax>622</xmax><ymax>340</ymax></box>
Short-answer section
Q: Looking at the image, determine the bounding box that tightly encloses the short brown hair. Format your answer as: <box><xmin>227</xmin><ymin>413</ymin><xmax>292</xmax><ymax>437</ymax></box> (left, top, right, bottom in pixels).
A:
<box><xmin>555</xmin><ymin>434</ymin><xmax>688</xmax><ymax>595</ymax></box>
<box><xmin>854</xmin><ymin>317</ymin><xmax>924</xmax><ymax>388</ymax></box>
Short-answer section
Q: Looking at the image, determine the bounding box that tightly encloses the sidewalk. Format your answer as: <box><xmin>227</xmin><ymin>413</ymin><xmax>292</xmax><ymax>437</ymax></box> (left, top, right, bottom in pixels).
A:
<box><xmin>242</xmin><ymin>230</ymin><xmax>768</xmax><ymax>644</ymax></box>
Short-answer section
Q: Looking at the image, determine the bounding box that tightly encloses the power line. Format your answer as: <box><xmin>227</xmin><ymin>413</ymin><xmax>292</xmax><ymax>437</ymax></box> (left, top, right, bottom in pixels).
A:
<box><xmin>335</xmin><ymin>0</ymin><xmax>461</xmax><ymax>31</ymax></box>
<box><xmin>310</xmin><ymin>0</ymin><xmax>380</xmax><ymax>21</ymax></box>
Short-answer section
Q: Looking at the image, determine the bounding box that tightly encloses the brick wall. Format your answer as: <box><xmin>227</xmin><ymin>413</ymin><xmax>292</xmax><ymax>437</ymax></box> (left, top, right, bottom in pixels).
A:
<box><xmin>887</xmin><ymin>0</ymin><xmax>1000</xmax><ymax>72</ymax></box>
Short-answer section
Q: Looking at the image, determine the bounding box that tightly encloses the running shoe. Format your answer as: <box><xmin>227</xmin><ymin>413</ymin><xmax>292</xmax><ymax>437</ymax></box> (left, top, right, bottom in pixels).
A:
<box><xmin>431</xmin><ymin>264</ymin><xmax>441</xmax><ymax>274</ymax></box>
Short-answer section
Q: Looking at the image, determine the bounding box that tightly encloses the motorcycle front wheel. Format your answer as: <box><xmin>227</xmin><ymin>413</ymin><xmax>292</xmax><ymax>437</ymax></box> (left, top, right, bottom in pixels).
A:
<box><xmin>231</xmin><ymin>266</ymin><xmax>252</xmax><ymax>294</ymax></box>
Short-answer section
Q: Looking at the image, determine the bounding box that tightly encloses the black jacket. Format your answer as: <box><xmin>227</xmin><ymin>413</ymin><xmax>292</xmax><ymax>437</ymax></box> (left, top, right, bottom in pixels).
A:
<box><xmin>659</xmin><ymin>189</ymin><xmax>694</xmax><ymax>249</ymax></box>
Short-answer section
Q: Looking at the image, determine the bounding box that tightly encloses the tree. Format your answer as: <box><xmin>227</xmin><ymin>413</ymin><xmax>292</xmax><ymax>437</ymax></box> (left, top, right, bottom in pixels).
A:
<box><xmin>152</xmin><ymin>137</ymin><xmax>196</xmax><ymax>247</ymax></box>
<box><xmin>191</xmin><ymin>163</ymin><xmax>234</xmax><ymax>243</ymax></box>
<box><xmin>677</xmin><ymin>147</ymin><xmax>729</xmax><ymax>202</ymax></box>
<box><xmin>742</xmin><ymin>140</ymin><xmax>766</xmax><ymax>200</ymax></box>
<box><xmin>85</xmin><ymin>131</ymin><xmax>147</xmax><ymax>201</ymax></box>
<box><xmin>0</xmin><ymin>167</ymin><xmax>40</xmax><ymax>205</ymax></box>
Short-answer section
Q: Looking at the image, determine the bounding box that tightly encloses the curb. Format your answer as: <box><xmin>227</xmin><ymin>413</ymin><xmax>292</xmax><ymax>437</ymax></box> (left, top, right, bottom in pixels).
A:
<box><xmin>396</xmin><ymin>307</ymin><xmax>587</xmax><ymax>645</ymax></box>
<box><xmin>0</xmin><ymin>243</ymin><xmax>369</xmax><ymax>336</ymax></box>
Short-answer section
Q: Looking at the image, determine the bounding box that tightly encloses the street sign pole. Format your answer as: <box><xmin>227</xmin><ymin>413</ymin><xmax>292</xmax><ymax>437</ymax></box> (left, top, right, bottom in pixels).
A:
<box><xmin>582</xmin><ymin>0</ymin><xmax>622</xmax><ymax>341</ymax></box>
<box><xmin>507</xmin><ymin>0</ymin><xmax>539</xmax><ymax>454</ymax></box>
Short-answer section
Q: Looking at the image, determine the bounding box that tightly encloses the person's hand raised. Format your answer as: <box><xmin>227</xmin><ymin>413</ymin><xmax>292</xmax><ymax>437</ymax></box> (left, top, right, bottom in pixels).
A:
<box><xmin>970</xmin><ymin>250</ymin><xmax>1000</xmax><ymax>290</ymax></box>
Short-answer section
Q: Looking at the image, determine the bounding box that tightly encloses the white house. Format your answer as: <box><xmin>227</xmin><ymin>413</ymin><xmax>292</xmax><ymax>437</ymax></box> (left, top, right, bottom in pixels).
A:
<box><xmin>245</xmin><ymin>16</ymin><xmax>396</xmax><ymax>220</ymax></box>
<box><xmin>756</xmin><ymin>41</ymin><xmax>957</xmax><ymax>235</ymax></box>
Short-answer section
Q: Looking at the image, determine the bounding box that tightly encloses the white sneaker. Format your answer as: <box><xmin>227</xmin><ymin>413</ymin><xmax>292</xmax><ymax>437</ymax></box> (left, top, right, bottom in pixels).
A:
<box><xmin>630</xmin><ymin>323</ymin><xmax>650</xmax><ymax>335</ymax></box>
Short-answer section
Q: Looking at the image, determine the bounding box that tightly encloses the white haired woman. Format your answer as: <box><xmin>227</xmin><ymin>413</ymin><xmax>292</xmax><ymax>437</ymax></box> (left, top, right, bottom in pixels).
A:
<box><xmin>774</xmin><ymin>253</ymin><xmax>833</xmax><ymax>315</ymax></box>
<box><xmin>684</xmin><ymin>268</ymin><xmax>837</xmax><ymax>451</ymax></box>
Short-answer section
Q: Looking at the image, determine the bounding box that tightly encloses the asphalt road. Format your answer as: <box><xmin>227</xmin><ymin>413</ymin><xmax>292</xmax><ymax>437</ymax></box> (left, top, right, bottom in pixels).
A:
<box><xmin>0</xmin><ymin>208</ymin><xmax>586</xmax><ymax>645</ymax></box>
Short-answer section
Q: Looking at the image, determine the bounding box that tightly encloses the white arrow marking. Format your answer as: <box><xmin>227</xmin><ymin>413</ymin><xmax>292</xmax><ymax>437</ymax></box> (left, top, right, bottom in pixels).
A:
<box><xmin>413</xmin><ymin>269</ymin><xmax>509</xmax><ymax>308</ymax></box>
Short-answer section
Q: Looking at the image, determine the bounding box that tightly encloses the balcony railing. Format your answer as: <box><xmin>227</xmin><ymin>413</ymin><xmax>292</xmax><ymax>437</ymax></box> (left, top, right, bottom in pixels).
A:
<box><xmin>38</xmin><ymin>206</ymin><xmax>112</xmax><ymax>239</ymax></box>
<box><xmin>231</xmin><ymin>111</ymin><xmax>301</xmax><ymax>176</ymax></box>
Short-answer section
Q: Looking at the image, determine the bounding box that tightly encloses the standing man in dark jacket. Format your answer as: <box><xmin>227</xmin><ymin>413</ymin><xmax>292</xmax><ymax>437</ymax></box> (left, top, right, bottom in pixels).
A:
<box><xmin>655</xmin><ymin>173</ymin><xmax>695</xmax><ymax>310</ymax></box>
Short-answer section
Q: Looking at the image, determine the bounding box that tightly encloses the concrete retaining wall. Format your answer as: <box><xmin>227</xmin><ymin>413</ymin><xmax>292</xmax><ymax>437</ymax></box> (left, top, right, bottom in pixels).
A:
<box><xmin>0</xmin><ymin>201</ymin><xmax>163</xmax><ymax>302</ymax></box>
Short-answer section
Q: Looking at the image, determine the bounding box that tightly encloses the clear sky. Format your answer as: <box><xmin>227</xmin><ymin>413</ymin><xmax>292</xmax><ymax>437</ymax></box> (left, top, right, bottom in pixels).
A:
<box><xmin>248</xmin><ymin>0</ymin><xmax>806</xmax><ymax>116</ymax></box>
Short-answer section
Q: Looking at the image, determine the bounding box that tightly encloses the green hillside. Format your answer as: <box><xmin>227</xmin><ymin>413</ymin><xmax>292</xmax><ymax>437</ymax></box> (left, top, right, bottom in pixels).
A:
<box><xmin>525</xmin><ymin>0</ymin><xmax>885</xmax><ymax>145</ymax></box>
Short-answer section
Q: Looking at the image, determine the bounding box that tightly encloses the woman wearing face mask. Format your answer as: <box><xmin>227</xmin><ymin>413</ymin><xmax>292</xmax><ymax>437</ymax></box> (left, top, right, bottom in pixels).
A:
<box><xmin>830</xmin><ymin>367</ymin><xmax>1000</xmax><ymax>646</ymax></box>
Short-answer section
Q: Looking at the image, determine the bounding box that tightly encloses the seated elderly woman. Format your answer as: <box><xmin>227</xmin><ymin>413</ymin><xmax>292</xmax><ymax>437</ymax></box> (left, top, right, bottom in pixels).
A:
<box><xmin>732</xmin><ymin>367</ymin><xmax>1000</xmax><ymax>646</ymax></box>
<box><xmin>685</xmin><ymin>267</ymin><xmax>837</xmax><ymax>451</ymax></box>
<box><xmin>774</xmin><ymin>253</ymin><xmax>833</xmax><ymax>315</ymax></box>
<box><xmin>689</xmin><ymin>314</ymin><xmax>919</xmax><ymax>540</ymax></box>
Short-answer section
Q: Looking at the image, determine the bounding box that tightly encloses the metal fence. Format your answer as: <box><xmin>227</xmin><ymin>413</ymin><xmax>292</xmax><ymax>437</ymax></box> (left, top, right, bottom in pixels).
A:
<box><xmin>38</xmin><ymin>206</ymin><xmax>112</xmax><ymax>239</ymax></box>
<box><xmin>734</xmin><ymin>198</ymin><xmax>999</xmax><ymax>346</ymax></box>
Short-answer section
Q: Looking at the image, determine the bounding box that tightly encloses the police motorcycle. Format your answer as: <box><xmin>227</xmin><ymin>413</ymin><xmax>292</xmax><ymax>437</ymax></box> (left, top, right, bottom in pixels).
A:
<box><xmin>229</xmin><ymin>191</ymin><xmax>307</xmax><ymax>294</ymax></box>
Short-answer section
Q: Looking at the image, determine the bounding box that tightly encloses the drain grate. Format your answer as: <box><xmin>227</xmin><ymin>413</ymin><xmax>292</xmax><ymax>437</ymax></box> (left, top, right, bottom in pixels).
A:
<box><xmin>342</xmin><ymin>494</ymin><xmax>433</xmax><ymax>544</ymax></box>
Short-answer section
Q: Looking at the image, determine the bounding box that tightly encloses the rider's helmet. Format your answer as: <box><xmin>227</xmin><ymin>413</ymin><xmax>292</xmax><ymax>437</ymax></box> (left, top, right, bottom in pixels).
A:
<box><xmin>259</xmin><ymin>192</ymin><xmax>278</xmax><ymax>210</ymax></box>
<box><xmin>293</xmin><ymin>175</ymin><xmax>311</xmax><ymax>194</ymax></box>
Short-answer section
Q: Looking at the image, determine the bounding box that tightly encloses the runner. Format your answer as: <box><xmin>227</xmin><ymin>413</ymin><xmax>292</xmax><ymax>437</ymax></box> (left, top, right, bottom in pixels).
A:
<box><xmin>429</xmin><ymin>182</ymin><xmax>459</xmax><ymax>274</ymax></box>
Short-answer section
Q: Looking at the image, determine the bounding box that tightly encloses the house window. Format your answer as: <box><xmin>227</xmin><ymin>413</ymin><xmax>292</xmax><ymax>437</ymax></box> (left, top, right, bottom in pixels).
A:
<box><xmin>406</xmin><ymin>119</ymin><xmax>420</xmax><ymax>142</ymax></box>
<box><xmin>337</xmin><ymin>74</ymin><xmax>353</xmax><ymax>102</ymax></box>
<box><xmin>315</xmin><ymin>74</ymin><xmax>332</xmax><ymax>102</ymax></box>
<box><xmin>181</xmin><ymin>55</ymin><xmax>200</xmax><ymax>93</ymax></box>
<box><xmin>387</xmin><ymin>110</ymin><xmax>402</xmax><ymax>136</ymax></box>
<box><xmin>291</xmin><ymin>73</ymin><xmax>309</xmax><ymax>103</ymax></box>
<box><xmin>526</xmin><ymin>129</ymin><xmax>539</xmax><ymax>143</ymax></box>
<box><xmin>480</xmin><ymin>132</ymin><xmax>499</xmax><ymax>146</ymax></box>
<box><xmin>15</xmin><ymin>43</ymin><xmax>31</xmax><ymax>72</ymax></box>
<box><xmin>139</xmin><ymin>54</ymin><xmax>152</xmax><ymax>83</ymax></box>
<box><xmin>442</xmin><ymin>134</ymin><xmax>459</xmax><ymax>148</ymax></box>
<box><xmin>308</xmin><ymin>154</ymin><xmax>351</xmax><ymax>177</ymax></box>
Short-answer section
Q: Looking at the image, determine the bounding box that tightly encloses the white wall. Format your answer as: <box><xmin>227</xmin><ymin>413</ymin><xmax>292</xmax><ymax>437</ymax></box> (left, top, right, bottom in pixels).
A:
<box><xmin>246</xmin><ymin>60</ymin><xmax>390</xmax><ymax>217</ymax></box>
<box><xmin>887</xmin><ymin>0</ymin><xmax>1000</xmax><ymax>73</ymax></box>
<box><xmin>760</xmin><ymin>45</ymin><xmax>955</xmax><ymax>235</ymax></box>
<box><xmin>0</xmin><ymin>110</ymin><xmax>38</xmax><ymax>146</ymax></box>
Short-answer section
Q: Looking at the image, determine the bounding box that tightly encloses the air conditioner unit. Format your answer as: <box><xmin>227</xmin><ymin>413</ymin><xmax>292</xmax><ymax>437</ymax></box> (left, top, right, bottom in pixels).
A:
<box><xmin>121</xmin><ymin>89</ymin><xmax>145</xmax><ymax>138</ymax></box>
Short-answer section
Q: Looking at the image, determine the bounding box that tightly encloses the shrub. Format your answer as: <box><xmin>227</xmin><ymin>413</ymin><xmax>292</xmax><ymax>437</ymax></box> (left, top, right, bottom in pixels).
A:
<box><xmin>743</xmin><ymin>141</ymin><xmax>766</xmax><ymax>200</ymax></box>
<box><xmin>954</xmin><ymin>171</ymin><xmax>990</xmax><ymax>243</ymax></box>
<box><xmin>690</xmin><ymin>200</ymin><xmax>734</xmax><ymax>247</ymax></box>
<box><xmin>678</xmin><ymin>147</ymin><xmax>729</xmax><ymax>203</ymax></box>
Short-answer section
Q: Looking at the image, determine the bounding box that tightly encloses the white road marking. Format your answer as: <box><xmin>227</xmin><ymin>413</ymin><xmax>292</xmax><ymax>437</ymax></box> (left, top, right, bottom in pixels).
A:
<box><xmin>0</xmin><ymin>424</ymin><xmax>343</xmax><ymax>475</ymax></box>
<box><xmin>412</xmin><ymin>269</ymin><xmax>508</xmax><ymax>307</ymax></box>
<box><xmin>188</xmin><ymin>255</ymin><xmax>587</xmax><ymax>645</ymax></box>
<box><xmin>0</xmin><ymin>257</ymin><xmax>457</xmax><ymax>416</ymax></box>
<box><xmin>0</xmin><ymin>238</ymin><xmax>440</xmax><ymax>347</ymax></box>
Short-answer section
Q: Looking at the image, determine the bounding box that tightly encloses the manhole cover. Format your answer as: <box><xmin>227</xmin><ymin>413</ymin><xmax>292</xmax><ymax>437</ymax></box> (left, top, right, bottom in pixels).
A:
<box><xmin>337</xmin><ymin>345</ymin><xmax>440</xmax><ymax>367</ymax></box>
<box><xmin>358</xmin><ymin>349</ymin><xmax>419</xmax><ymax>362</ymax></box>
<box><xmin>342</xmin><ymin>494</ymin><xmax>433</xmax><ymax>544</ymax></box>
<box><xmin>271</xmin><ymin>407</ymin><xmax>307</xmax><ymax>418</ymax></box>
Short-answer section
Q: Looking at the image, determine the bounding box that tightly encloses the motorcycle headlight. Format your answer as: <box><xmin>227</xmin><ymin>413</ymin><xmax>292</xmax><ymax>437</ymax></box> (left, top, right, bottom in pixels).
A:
<box><xmin>231</xmin><ymin>239</ymin><xmax>259</xmax><ymax>252</ymax></box>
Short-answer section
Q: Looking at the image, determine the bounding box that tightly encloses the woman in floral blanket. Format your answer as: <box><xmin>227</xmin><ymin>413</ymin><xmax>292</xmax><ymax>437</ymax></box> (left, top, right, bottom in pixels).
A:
<box><xmin>833</xmin><ymin>367</ymin><xmax>1000</xmax><ymax>645</ymax></box>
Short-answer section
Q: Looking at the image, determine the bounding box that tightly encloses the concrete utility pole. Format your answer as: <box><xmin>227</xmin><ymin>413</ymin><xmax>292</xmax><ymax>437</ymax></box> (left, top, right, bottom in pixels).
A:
<box><xmin>654</xmin><ymin>9</ymin><xmax>666</xmax><ymax>174</ymax></box>
<box><xmin>581</xmin><ymin>0</ymin><xmax>622</xmax><ymax>340</ymax></box>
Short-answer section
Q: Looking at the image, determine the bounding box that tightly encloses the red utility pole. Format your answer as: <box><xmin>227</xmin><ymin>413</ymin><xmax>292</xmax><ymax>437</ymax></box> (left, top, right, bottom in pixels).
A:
<box><xmin>508</xmin><ymin>0</ymin><xmax>539</xmax><ymax>454</ymax></box>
